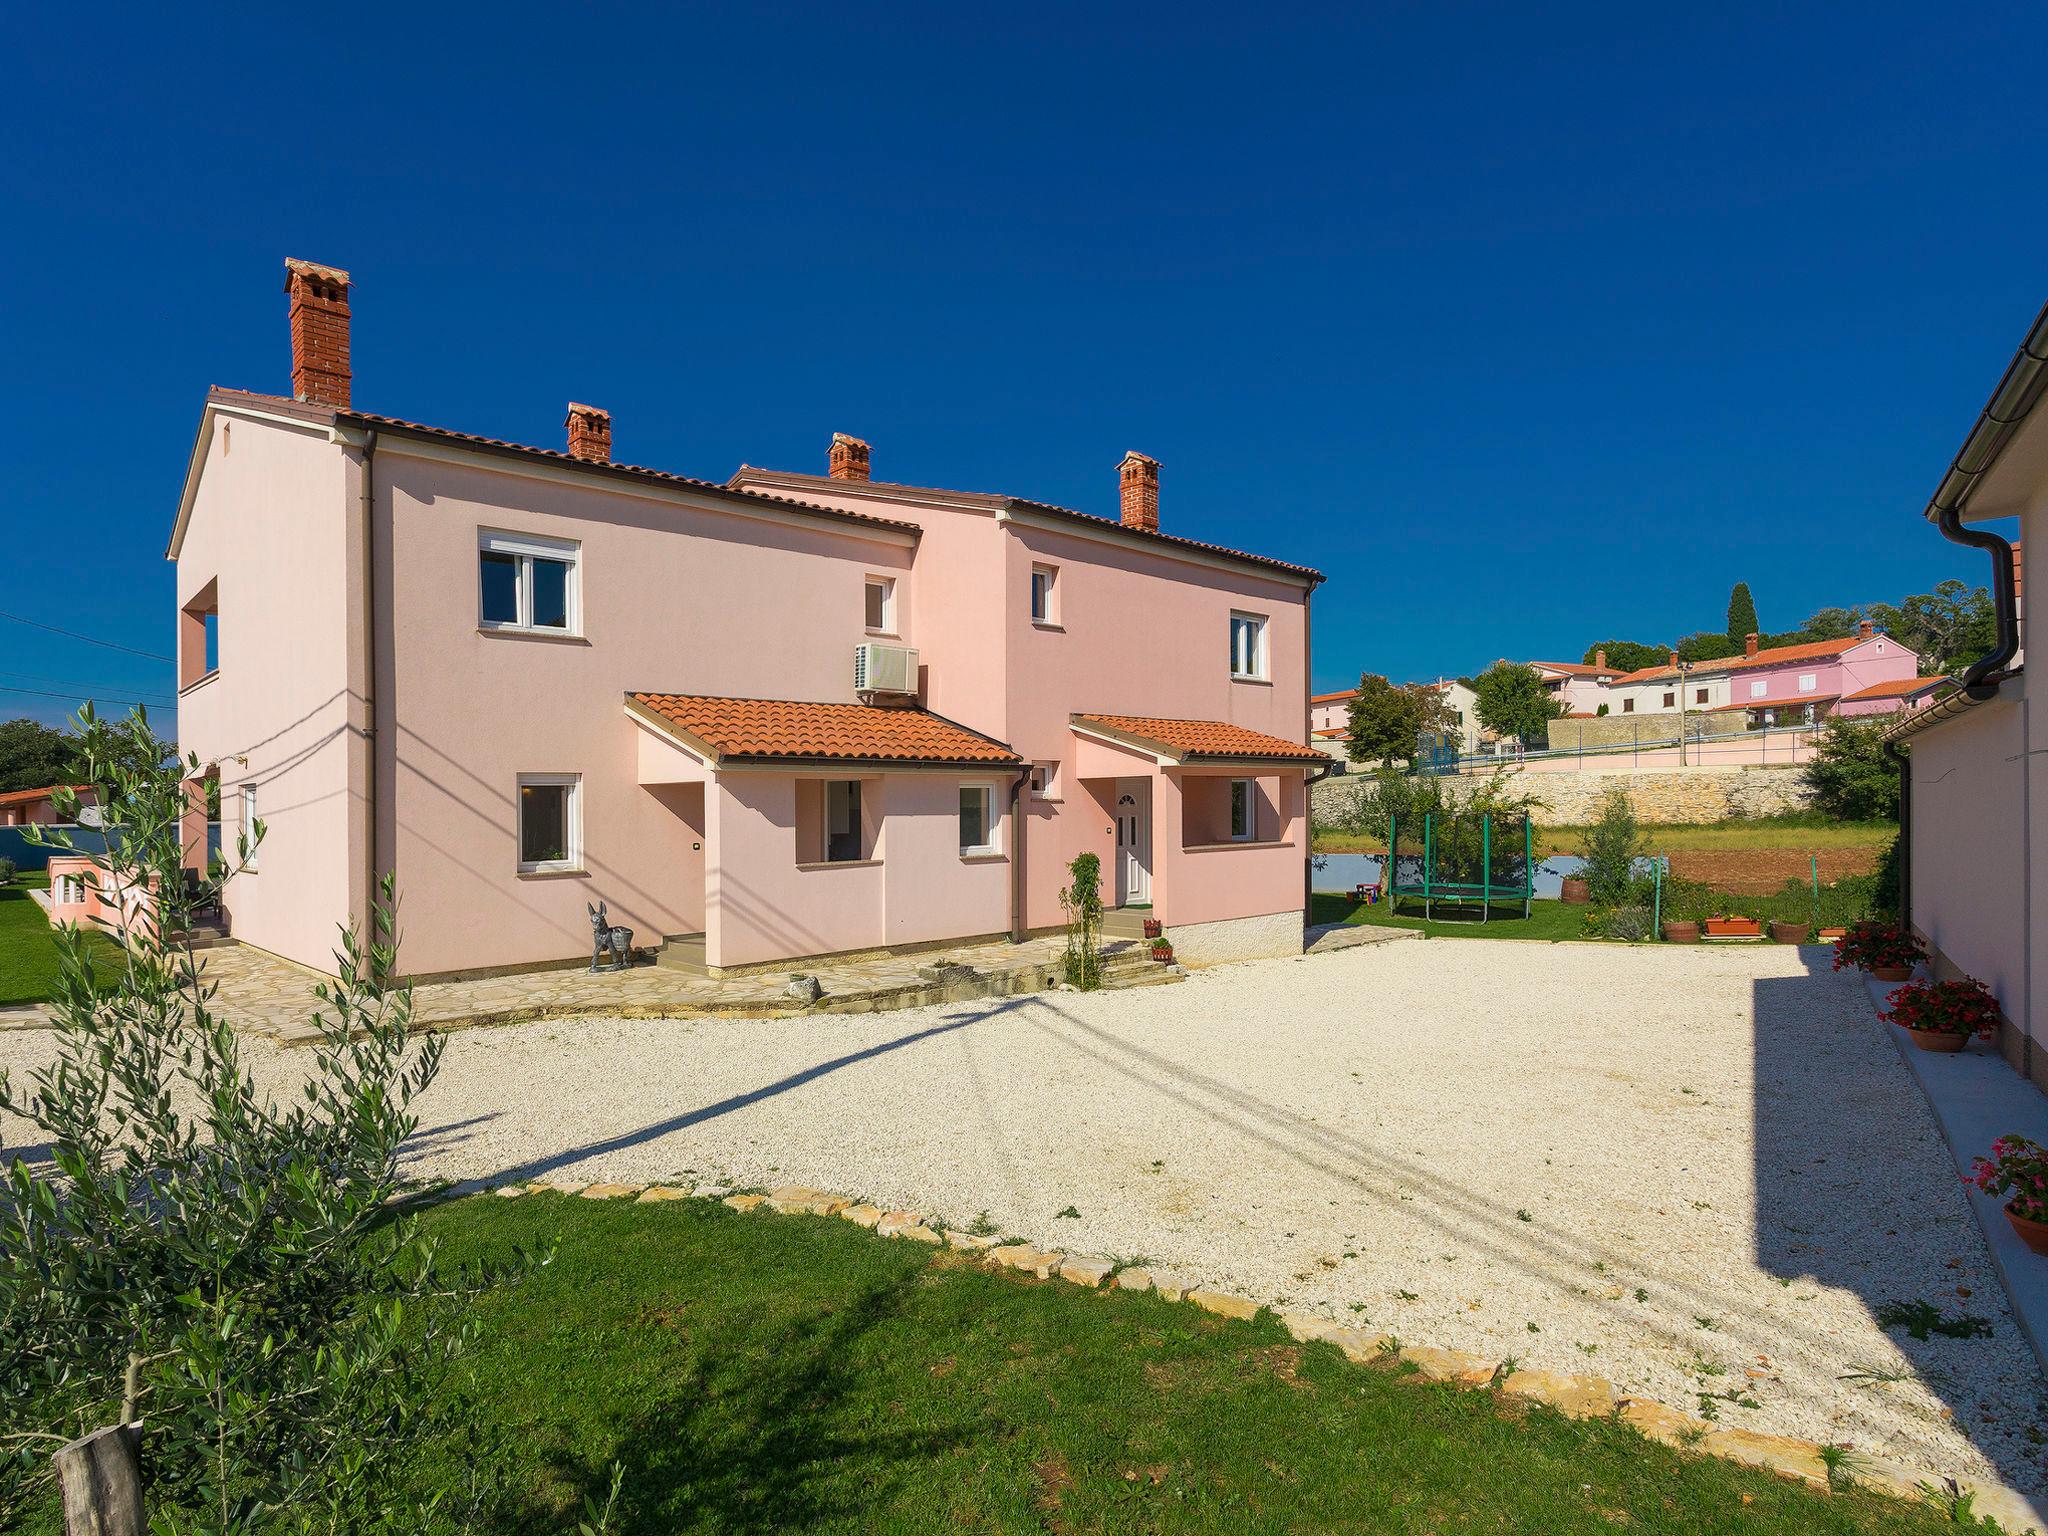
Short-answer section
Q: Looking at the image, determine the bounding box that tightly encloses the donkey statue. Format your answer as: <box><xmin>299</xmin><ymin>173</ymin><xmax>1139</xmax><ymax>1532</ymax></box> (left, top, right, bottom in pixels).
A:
<box><xmin>587</xmin><ymin>901</ymin><xmax>635</xmax><ymax>974</ymax></box>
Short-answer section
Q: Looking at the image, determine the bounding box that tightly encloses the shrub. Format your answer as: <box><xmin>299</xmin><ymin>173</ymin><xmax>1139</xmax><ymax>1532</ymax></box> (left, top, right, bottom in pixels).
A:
<box><xmin>1831</xmin><ymin>919</ymin><xmax>1923</xmax><ymax>973</ymax></box>
<box><xmin>1059</xmin><ymin>851</ymin><xmax>1103</xmax><ymax>989</ymax></box>
<box><xmin>1608</xmin><ymin>904</ymin><xmax>1654</xmax><ymax>942</ymax></box>
<box><xmin>1881</xmin><ymin>977</ymin><xmax>2001</xmax><ymax>1039</ymax></box>
<box><xmin>1801</xmin><ymin>718</ymin><xmax>1900</xmax><ymax>822</ymax></box>
<box><xmin>1576</xmin><ymin>786</ymin><xmax>1643</xmax><ymax>907</ymax></box>
<box><xmin>0</xmin><ymin>856</ymin><xmax>14</xmax><ymax>884</ymax></box>
<box><xmin>1869</xmin><ymin>832</ymin><xmax>1903</xmax><ymax>919</ymax></box>
<box><xmin>1967</xmin><ymin>1135</ymin><xmax>2048</xmax><ymax>1223</ymax></box>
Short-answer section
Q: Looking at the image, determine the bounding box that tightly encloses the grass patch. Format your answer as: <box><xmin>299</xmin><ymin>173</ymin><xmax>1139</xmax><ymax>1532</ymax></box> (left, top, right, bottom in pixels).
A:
<box><xmin>398</xmin><ymin>1198</ymin><xmax>1973</xmax><ymax>1530</ymax></box>
<box><xmin>1314</xmin><ymin>817</ymin><xmax>1895</xmax><ymax>857</ymax></box>
<box><xmin>0</xmin><ymin>873</ymin><xmax>124</xmax><ymax>1007</ymax></box>
<box><xmin>1311</xmin><ymin>891</ymin><xmax>1589</xmax><ymax>941</ymax></box>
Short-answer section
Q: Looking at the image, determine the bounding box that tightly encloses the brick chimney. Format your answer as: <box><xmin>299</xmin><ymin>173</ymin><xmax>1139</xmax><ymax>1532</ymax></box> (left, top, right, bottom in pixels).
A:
<box><xmin>1857</xmin><ymin>617</ymin><xmax>1875</xmax><ymax>639</ymax></box>
<box><xmin>1668</xmin><ymin>651</ymin><xmax>1679</xmax><ymax>669</ymax></box>
<box><xmin>829</xmin><ymin>433</ymin><xmax>871</xmax><ymax>481</ymax></box>
<box><xmin>1595</xmin><ymin>648</ymin><xmax>1607</xmax><ymax>670</ymax></box>
<box><xmin>284</xmin><ymin>258</ymin><xmax>352</xmax><ymax>408</ymax></box>
<box><xmin>1745</xmin><ymin>632</ymin><xmax>1759</xmax><ymax>657</ymax></box>
<box><xmin>566</xmin><ymin>403</ymin><xmax>611</xmax><ymax>463</ymax></box>
<box><xmin>1119</xmin><ymin>451</ymin><xmax>1160</xmax><ymax>532</ymax></box>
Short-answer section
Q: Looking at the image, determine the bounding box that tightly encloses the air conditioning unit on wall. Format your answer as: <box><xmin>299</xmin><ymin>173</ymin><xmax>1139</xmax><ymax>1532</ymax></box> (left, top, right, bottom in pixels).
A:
<box><xmin>854</xmin><ymin>641</ymin><xmax>919</xmax><ymax>697</ymax></box>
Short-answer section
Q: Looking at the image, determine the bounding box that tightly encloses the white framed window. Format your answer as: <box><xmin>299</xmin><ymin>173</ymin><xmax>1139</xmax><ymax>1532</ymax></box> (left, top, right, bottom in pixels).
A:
<box><xmin>1229</xmin><ymin>612</ymin><xmax>1268</xmax><ymax>680</ymax></box>
<box><xmin>1030</xmin><ymin>760</ymin><xmax>1061</xmax><ymax>801</ymax></box>
<box><xmin>1030</xmin><ymin>564</ymin><xmax>1059</xmax><ymax>625</ymax></box>
<box><xmin>1797</xmin><ymin>673</ymin><xmax>1817</xmax><ymax>694</ymax></box>
<box><xmin>1749</xmin><ymin>679</ymin><xmax>1767</xmax><ymax>699</ymax></box>
<box><xmin>1229</xmin><ymin>779</ymin><xmax>1254</xmax><ymax>841</ymax></box>
<box><xmin>825</xmin><ymin>779</ymin><xmax>864</xmax><ymax>863</ymax></box>
<box><xmin>240</xmin><ymin>783</ymin><xmax>259</xmax><ymax>871</ymax></box>
<box><xmin>516</xmin><ymin>773</ymin><xmax>582</xmax><ymax>873</ymax></box>
<box><xmin>480</xmin><ymin>530</ymin><xmax>580</xmax><ymax>634</ymax></box>
<box><xmin>958</xmin><ymin>782</ymin><xmax>997</xmax><ymax>855</ymax></box>
<box><xmin>864</xmin><ymin>576</ymin><xmax>896</xmax><ymax>635</ymax></box>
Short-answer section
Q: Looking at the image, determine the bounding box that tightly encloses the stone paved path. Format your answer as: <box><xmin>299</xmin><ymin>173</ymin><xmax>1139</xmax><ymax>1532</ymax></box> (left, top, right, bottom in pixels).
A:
<box><xmin>3</xmin><ymin>934</ymin><xmax>1085</xmax><ymax>1043</ymax></box>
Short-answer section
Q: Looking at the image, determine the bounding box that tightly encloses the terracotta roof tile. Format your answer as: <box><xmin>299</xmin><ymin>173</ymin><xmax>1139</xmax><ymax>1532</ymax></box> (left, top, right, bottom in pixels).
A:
<box><xmin>1071</xmin><ymin>713</ymin><xmax>1326</xmax><ymax>763</ymax></box>
<box><xmin>0</xmin><ymin>784</ymin><xmax>89</xmax><ymax>808</ymax></box>
<box><xmin>1842</xmin><ymin>676</ymin><xmax>1951</xmax><ymax>702</ymax></box>
<box><xmin>203</xmin><ymin>389</ymin><xmax>922</xmax><ymax>536</ymax></box>
<box><xmin>629</xmin><ymin>693</ymin><xmax>1021</xmax><ymax>766</ymax></box>
<box><xmin>1706</xmin><ymin>695</ymin><xmax>1840</xmax><ymax>713</ymax></box>
<box><xmin>1531</xmin><ymin>660</ymin><xmax>1621</xmax><ymax>677</ymax></box>
<box><xmin>1308</xmin><ymin>688</ymin><xmax>1358</xmax><ymax>704</ymax></box>
<box><xmin>1623</xmin><ymin>635</ymin><xmax>1895</xmax><ymax>684</ymax></box>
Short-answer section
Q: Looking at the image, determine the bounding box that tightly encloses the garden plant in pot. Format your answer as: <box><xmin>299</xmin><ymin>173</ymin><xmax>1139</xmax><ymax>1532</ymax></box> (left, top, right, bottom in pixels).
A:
<box><xmin>1967</xmin><ymin>1135</ymin><xmax>2048</xmax><ymax>1256</ymax></box>
<box><xmin>1880</xmin><ymin>976</ymin><xmax>2000</xmax><ymax>1054</ymax></box>
<box><xmin>1770</xmin><ymin>918</ymin><xmax>1810</xmax><ymax>945</ymax></box>
<box><xmin>1150</xmin><ymin>936</ymin><xmax>1174</xmax><ymax>964</ymax></box>
<box><xmin>1832</xmin><ymin>920</ymin><xmax>1924</xmax><ymax>982</ymax></box>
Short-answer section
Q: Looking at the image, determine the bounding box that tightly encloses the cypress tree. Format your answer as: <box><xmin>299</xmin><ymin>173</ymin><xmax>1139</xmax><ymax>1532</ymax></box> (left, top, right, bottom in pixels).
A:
<box><xmin>1726</xmin><ymin>582</ymin><xmax>1759</xmax><ymax>642</ymax></box>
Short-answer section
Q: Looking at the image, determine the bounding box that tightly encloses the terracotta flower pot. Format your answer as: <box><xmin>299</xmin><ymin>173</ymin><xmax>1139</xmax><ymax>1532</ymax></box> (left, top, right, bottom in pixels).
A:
<box><xmin>1818</xmin><ymin>927</ymin><xmax>1847</xmax><ymax>941</ymax></box>
<box><xmin>2007</xmin><ymin>1206</ymin><xmax>2048</xmax><ymax>1257</ymax></box>
<box><xmin>1770</xmin><ymin>921</ymin><xmax>1810</xmax><ymax>945</ymax></box>
<box><xmin>1870</xmin><ymin>964</ymin><xmax>1914</xmax><ymax>983</ymax></box>
<box><xmin>1560</xmin><ymin>878</ymin><xmax>1590</xmax><ymax>905</ymax></box>
<box><xmin>1661</xmin><ymin>921</ymin><xmax>1700</xmax><ymax>944</ymax></box>
<box><xmin>1704</xmin><ymin>916</ymin><xmax>1762</xmax><ymax>938</ymax></box>
<box><xmin>1906</xmin><ymin>1027</ymin><xmax>1968</xmax><ymax>1053</ymax></box>
<box><xmin>1150</xmin><ymin>944</ymin><xmax>1173</xmax><ymax>963</ymax></box>
<box><xmin>1142</xmin><ymin>918</ymin><xmax>1162</xmax><ymax>940</ymax></box>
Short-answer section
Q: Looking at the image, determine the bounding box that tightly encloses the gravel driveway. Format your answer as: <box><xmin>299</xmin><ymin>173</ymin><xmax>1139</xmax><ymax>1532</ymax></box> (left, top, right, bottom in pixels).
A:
<box><xmin>6</xmin><ymin>940</ymin><xmax>2042</xmax><ymax>1495</ymax></box>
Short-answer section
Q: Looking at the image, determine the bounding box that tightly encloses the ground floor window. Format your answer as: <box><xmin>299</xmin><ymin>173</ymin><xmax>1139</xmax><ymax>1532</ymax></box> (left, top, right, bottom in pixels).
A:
<box><xmin>517</xmin><ymin>773</ymin><xmax>581</xmax><ymax>873</ymax></box>
<box><xmin>959</xmin><ymin>783</ymin><xmax>996</xmax><ymax>855</ymax></box>
<box><xmin>1229</xmin><ymin>779</ymin><xmax>1254</xmax><ymax>840</ymax></box>
<box><xmin>798</xmin><ymin>778</ymin><xmax>872</xmax><ymax>864</ymax></box>
<box><xmin>239</xmin><ymin>782</ymin><xmax>260</xmax><ymax>870</ymax></box>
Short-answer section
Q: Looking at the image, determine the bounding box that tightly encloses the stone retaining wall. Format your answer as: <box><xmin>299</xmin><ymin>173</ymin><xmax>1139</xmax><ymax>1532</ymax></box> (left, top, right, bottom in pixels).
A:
<box><xmin>1316</xmin><ymin>764</ymin><xmax>1815</xmax><ymax>826</ymax></box>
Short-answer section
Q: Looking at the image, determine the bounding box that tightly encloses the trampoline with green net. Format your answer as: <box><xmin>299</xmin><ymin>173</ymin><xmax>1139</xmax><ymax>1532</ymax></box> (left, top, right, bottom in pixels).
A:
<box><xmin>1386</xmin><ymin>811</ymin><xmax>1534</xmax><ymax>921</ymax></box>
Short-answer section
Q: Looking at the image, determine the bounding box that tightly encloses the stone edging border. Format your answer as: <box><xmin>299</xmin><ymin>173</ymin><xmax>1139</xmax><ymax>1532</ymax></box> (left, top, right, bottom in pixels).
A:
<box><xmin>487</xmin><ymin>1177</ymin><xmax>2042</xmax><ymax>1534</ymax></box>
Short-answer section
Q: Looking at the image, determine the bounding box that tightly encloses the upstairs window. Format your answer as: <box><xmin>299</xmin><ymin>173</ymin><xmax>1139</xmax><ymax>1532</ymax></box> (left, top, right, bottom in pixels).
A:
<box><xmin>180</xmin><ymin>579</ymin><xmax>220</xmax><ymax>689</ymax></box>
<box><xmin>1030</xmin><ymin>564</ymin><xmax>1059</xmax><ymax>625</ymax></box>
<box><xmin>1621</xmin><ymin>698</ymin><xmax>1635</xmax><ymax>713</ymax></box>
<box><xmin>480</xmin><ymin>531</ymin><xmax>580</xmax><ymax>635</ymax></box>
<box><xmin>1661</xmin><ymin>691</ymin><xmax>1675</xmax><ymax>708</ymax></box>
<box><xmin>1229</xmin><ymin>612</ymin><xmax>1268</xmax><ymax>680</ymax></box>
<box><xmin>1749</xmin><ymin>680</ymin><xmax>1768</xmax><ymax>699</ymax></box>
<box><xmin>864</xmin><ymin>576</ymin><xmax>896</xmax><ymax>634</ymax></box>
<box><xmin>1229</xmin><ymin>779</ymin><xmax>1255</xmax><ymax>840</ymax></box>
<box><xmin>1695</xmin><ymin>688</ymin><xmax>1709</xmax><ymax>704</ymax></box>
<box><xmin>958</xmin><ymin>783</ymin><xmax>997</xmax><ymax>856</ymax></box>
<box><xmin>1797</xmin><ymin>673</ymin><xmax>1817</xmax><ymax>694</ymax></box>
<box><xmin>1030</xmin><ymin>761</ymin><xmax>1061</xmax><ymax>801</ymax></box>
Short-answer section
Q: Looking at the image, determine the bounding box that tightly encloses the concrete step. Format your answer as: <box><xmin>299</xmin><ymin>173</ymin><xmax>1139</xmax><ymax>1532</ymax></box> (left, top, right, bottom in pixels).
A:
<box><xmin>1100</xmin><ymin>963</ymin><xmax>1185</xmax><ymax>991</ymax></box>
<box><xmin>655</xmin><ymin>933</ymin><xmax>709</xmax><ymax>975</ymax></box>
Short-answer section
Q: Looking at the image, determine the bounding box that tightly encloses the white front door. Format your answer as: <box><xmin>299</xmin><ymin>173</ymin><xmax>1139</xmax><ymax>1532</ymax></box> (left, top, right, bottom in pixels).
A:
<box><xmin>1115</xmin><ymin>783</ymin><xmax>1151</xmax><ymax>906</ymax></box>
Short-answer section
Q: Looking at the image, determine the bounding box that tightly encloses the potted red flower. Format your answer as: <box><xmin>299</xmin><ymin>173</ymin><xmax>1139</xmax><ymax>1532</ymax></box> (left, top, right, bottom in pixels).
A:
<box><xmin>1966</xmin><ymin>1136</ymin><xmax>2048</xmax><ymax>1256</ymax></box>
<box><xmin>1881</xmin><ymin>977</ymin><xmax>2000</xmax><ymax>1054</ymax></box>
<box><xmin>1832</xmin><ymin>920</ymin><xmax>1923</xmax><ymax>982</ymax></box>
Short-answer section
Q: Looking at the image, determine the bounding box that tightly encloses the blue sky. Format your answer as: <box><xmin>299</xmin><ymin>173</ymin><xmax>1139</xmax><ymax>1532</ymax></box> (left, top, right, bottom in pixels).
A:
<box><xmin>2</xmin><ymin>2</ymin><xmax>2041</xmax><ymax>726</ymax></box>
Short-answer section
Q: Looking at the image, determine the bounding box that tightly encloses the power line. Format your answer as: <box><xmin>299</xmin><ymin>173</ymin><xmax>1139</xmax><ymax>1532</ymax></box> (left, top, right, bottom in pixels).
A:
<box><xmin>0</xmin><ymin>683</ymin><xmax>171</xmax><ymax>708</ymax></box>
<box><xmin>0</xmin><ymin>669</ymin><xmax>176</xmax><ymax>705</ymax></box>
<box><xmin>0</xmin><ymin>608</ymin><xmax>174</xmax><ymax>663</ymax></box>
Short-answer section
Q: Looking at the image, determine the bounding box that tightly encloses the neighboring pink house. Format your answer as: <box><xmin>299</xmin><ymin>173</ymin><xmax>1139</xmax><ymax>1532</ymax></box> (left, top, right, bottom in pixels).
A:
<box><xmin>1529</xmin><ymin>653</ymin><xmax>1624</xmax><ymax>716</ymax></box>
<box><xmin>0</xmin><ymin>785</ymin><xmax>93</xmax><ymax>827</ymax></box>
<box><xmin>166</xmin><ymin>260</ymin><xmax>1325</xmax><ymax>981</ymax></box>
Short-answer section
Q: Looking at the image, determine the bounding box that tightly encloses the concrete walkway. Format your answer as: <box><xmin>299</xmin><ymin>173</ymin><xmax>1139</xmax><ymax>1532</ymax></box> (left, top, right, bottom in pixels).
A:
<box><xmin>1868</xmin><ymin>968</ymin><xmax>2048</xmax><ymax>1384</ymax></box>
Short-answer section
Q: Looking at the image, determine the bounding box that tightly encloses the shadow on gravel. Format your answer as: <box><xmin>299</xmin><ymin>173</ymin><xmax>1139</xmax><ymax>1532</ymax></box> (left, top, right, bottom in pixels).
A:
<box><xmin>1753</xmin><ymin>949</ymin><xmax>2038</xmax><ymax>1496</ymax></box>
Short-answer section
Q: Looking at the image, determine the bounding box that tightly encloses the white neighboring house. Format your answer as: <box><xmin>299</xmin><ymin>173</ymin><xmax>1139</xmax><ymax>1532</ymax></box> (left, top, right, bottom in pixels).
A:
<box><xmin>1305</xmin><ymin>678</ymin><xmax>1481</xmax><ymax>761</ymax></box>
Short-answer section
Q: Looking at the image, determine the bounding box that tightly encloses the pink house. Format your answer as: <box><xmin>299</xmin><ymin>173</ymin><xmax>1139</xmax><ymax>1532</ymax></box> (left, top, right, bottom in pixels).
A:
<box><xmin>1677</xmin><ymin>626</ymin><xmax>1933</xmax><ymax>726</ymax></box>
<box><xmin>167</xmin><ymin>260</ymin><xmax>1326</xmax><ymax>981</ymax></box>
<box><xmin>1529</xmin><ymin>654</ymin><xmax>1623</xmax><ymax>717</ymax></box>
<box><xmin>0</xmin><ymin>785</ymin><xmax>94</xmax><ymax>827</ymax></box>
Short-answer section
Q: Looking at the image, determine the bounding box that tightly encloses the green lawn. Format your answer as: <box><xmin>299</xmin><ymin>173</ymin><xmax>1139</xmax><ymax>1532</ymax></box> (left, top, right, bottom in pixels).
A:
<box><xmin>1314</xmin><ymin>817</ymin><xmax>1895</xmax><ymax>857</ymax></box>
<box><xmin>365</xmin><ymin>1194</ymin><xmax>1953</xmax><ymax>1533</ymax></box>
<box><xmin>1311</xmin><ymin>890</ymin><xmax>1590</xmax><ymax>941</ymax></box>
<box><xmin>0</xmin><ymin>872</ymin><xmax>124</xmax><ymax>1007</ymax></box>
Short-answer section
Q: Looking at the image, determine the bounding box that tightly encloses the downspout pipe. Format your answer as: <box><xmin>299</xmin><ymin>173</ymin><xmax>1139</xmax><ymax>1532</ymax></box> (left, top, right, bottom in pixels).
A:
<box><xmin>1007</xmin><ymin>766</ymin><xmax>1031</xmax><ymax>943</ymax></box>
<box><xmin>1883</xmin><ymin>737</ymin><xmax>1910</xmax><ymax>921</ymax></box>
<box><xmin>1923</xmin><ymin>299</ymin><xmax>2048</xmax><ymax>699</ymax></box>
<box><xmin>359</xmin><ymin>428</ymin><xmax>379</xmax><ymax>929</ymax></box>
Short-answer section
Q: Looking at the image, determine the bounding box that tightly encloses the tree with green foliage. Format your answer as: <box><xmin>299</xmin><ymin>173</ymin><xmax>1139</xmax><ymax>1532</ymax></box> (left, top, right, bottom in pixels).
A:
<box><xmin>1800</xmin><ymin>717</ymin><xmax>1900</xmax><ymax>823</ymax></box>
<box><xmin>1345</xmin><ymin>674</ymin><xmax>1424</xmax><ymax>765</ymax></box>
<box><xmin>1675</xmin><ymin>631</ymin><xmax>1742</xmax><ymax>664</ymax></box>
<box><xmin>1869</xmin><ymin>580</ymin><xmax>1997</xmax><ymax>677</ymax></box>
<box><xmin>1577</xmin><ymin>785</ymin><xmax>1645</xmax><ymax>906</ymax></box>
<box><xmin>1</xmin><ymin>706</ymin><xmax>533</xmax><ymax>1528</ymax></box>
<box><xmin>1471</xmin><ymin>661</ymin><xmax>1564</xmax><ymax>745</ymax></box>
<box><xmin>0</xmin><ymin>717</ymin><xmax>77</xmax><ymax>794</ymax></box>
<box><xmin>1579</xmin><ymin>641</ymin><xmax>1668</xmax><ymax>673</ymax></box>
<box><xmin>1058</xmin><ymin>851</ymin><xmax>1103</xmax><ymax>989</ymax></box>
<box><xmin>1725</xmin><ymin>582</ymin><xmax>1759</xmax><ymax>643</ymax></box>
